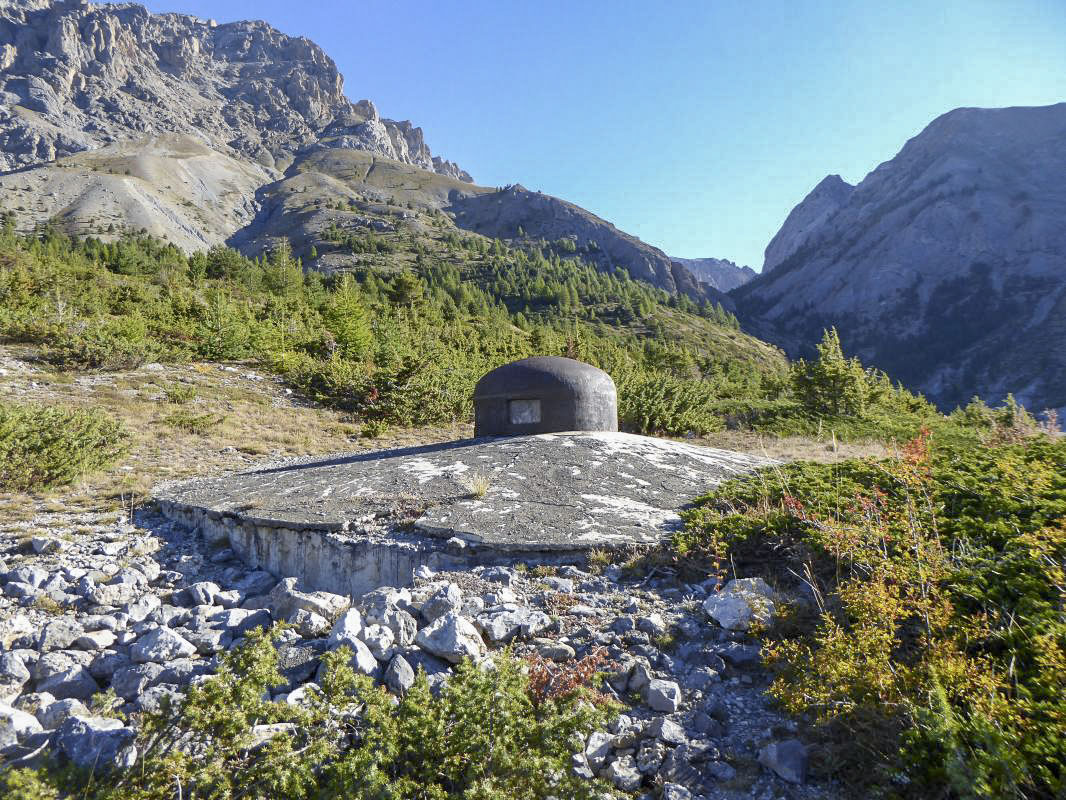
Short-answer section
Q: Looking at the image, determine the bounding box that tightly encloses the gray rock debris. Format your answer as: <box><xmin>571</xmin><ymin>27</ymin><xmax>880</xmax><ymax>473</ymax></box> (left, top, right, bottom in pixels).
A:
<box><xmin>57</xmin><ymin>715</ymin><xmax>137</xmax><ymax>771</ymax></box>
<box><xmin>759</xmin><ymin>738</ymin><xmax>809</xmax><ymax>784</ymax></box>
<box><xmin>0</xmin><ymin>490</ymin><xmax>836</xmax><ymax>799</ymax></box>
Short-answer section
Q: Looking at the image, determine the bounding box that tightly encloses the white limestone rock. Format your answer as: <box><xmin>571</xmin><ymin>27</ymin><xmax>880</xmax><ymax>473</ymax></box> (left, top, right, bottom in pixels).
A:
<box><xmin>131</xmin><ymin>627</ymin><xmax>197</xmax><ymax>663</ymax></box>
<box><xmin>0</xmin><ymin>703</ymin><xmax>43</xmax><ymax>747</ymax></box>
<box><xmin>57</xmin><ymin>715</ymin><xmax>138</xmax><ymax>770</ymax></box>
<box><xmin>415</xmin><ymin>613</ymin><xmax>485</xmax><ymax>664</ymax></box>
<box><xmin>269</xmin><ymin>577</ymin><xmax>350</xmax><ymax>621</ymax></box>
<box><xmin>702</xmin><ymin>577</ymin><xmax>776</xmax><ymax>631</ymax></box>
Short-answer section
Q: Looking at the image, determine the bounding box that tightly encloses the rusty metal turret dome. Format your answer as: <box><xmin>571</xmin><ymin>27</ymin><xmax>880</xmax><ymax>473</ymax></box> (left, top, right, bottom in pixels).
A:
<box><xmin>472</xmin><ymin>356</ymin><xmax>618</xmax><ymax>437</ymax></box>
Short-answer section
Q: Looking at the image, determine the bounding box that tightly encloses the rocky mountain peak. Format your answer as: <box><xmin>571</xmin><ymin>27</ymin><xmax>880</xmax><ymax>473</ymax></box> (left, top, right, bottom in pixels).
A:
<box><xmin>0</xmin><ymin>0</ymin><xmax>471</xmax><ymax>178</ymax></box>
<box><xmin>761</xmin><ymin>173</ymin><xmax>853</xmax><ymax>273</ymax></box>
<box><xmin>737</xmin><ymin>102</ymin><xmax>1066</xmax><ymax>416</ymax></box>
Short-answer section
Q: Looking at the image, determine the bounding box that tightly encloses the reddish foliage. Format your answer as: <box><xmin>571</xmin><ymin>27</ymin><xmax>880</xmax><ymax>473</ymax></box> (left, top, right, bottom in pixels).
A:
<box><xmin>526</xmin><ymin>646</ymin><xmax>612</xmax><ymax>706</ymax></box>
<box><xmin>782</xmin><ymin>493</ymin><xmax>807</xmax><ymax>517</ymax></box>
<box><xmin>902</xmin><ymin>427</ymin><xmax>931</xmax><ymax>465</ymax></box>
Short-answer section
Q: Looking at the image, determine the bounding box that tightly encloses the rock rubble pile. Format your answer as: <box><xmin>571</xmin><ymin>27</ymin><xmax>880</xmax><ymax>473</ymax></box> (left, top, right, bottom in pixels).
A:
<box><xmin>0</xmin><ymin>504</ymin><xmax>828</xmax><ymax>799</ymax></box>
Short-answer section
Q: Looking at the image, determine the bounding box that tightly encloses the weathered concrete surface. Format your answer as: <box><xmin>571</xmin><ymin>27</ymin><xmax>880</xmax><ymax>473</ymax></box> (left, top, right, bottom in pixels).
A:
<box><xmin>155</xmin><ymin>432</ymin><xmax>772</xmax><ymax>596</ymax></box>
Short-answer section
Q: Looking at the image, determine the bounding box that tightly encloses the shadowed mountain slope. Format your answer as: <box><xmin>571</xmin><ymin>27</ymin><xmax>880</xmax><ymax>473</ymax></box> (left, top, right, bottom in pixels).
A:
<box><xmin>734</xmin><ymin>103</ymin><xmax>1066</xmax><ymax>415</ymax></box>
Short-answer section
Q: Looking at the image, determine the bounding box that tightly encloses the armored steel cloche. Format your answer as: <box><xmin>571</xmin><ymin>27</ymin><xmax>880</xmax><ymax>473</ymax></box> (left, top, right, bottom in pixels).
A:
<box><xmin>473</xmin><ymin>356</ymin><xmax>618</xmax><ymax>437</ymax></box>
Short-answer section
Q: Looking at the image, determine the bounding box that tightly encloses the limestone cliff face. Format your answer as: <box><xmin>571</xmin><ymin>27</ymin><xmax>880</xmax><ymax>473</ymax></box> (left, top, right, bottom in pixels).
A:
<box><xmin>735</xmin><ymin>103</ymin><xmax>1066</xmax><ymax>415</ymax></box>
<box><xmin>762</xmin><ymin>174</ymin><xmax>853</xmax><ymax>273</ymax></box>
<box><xmin>671</xmin><ymin>257</ymin><xmax>756</xmax><ymax>293</ymax></box>
<box><xmin>0</xmin><ymin>0</ymin><xmax>470</xmax><ymax>178</ymax></box>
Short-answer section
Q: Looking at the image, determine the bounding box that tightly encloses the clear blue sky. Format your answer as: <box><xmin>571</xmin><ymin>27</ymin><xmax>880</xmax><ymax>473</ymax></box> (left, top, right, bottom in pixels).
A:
<box><xmin>144</xmin><ymin>0</ymin><xmax>1066</xmax><ymax>270</ymax></box>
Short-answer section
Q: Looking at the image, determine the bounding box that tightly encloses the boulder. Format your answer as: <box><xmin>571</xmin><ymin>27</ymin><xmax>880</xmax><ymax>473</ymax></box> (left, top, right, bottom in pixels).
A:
<box><xmin>36</xmin><ymin>666</ymin><xmax>99</xmax><ymax>701</ymax></box>
<box><xmin>533</xmin><ymin>638</ymin><xmax>575</xmax><ymax>662</ymax></box>
<box><xmin>288</xmin><ymin>609</ymin><xmax>330</xmax><ymax>638</ymax></box>
<box><xmin>585</xmin><ymin>730</ymin><xmax>612</xmax><ymax>771</ymax></box>
<box><xmin>358</xmin><ymin>587</ymin><xmax>413</xmax><ymax>621</ymax></box>
<box><xmin>124</xmin><ymin>595</ymin><xmax>162</xmax><ymax>623</ymax></box>
<box><xmin>131</xmin><ymin>627</ymin><xmax>197</xmax><ymax>663</ymax></box>
<box><xmin>702</xmin><ymin>577</ymin><xmax>776</xmax><ymax>631</ymax></box>
<box><xmin>605</xmin><ymin>755</ymin><xmax>643</xmax><ymax>791</ymax></box>
<box><xmin>758</xmin><ymin>738</ymin><xmax>808</xmax><ymax>784</ymax></box>
<box><xmin>36</xmin><ymin>698</ymin><xmax>89</xmax><ymax>729</ymax></box>
<box><xmin>420</xmin><ymin>583</ymin><xmax>462</xmax><ymax>624</ymax></box>
<box><xmin>209</xmin><ymin>608</ymin><xmax>271</xmax><ymax>636</ymax></box>
<box><xmin>182</xmin><ymin>581</ymin><xmax>219</xmax><ymax>606</ymax></box>
<box><xmin>327</xmin><ymin>609</ymin><xmax>364</xmax><ymax>649</ymax></box>
<box><xmin>111</xmin><ymin>663</ymin><xmax>164</xmax><ymax>700</ymax></box>
<box><xmin>75</xmin><ymin>629</ymin><xmax>117</xmax><ymax>651</ymax></box>
<box><xmin>57</xmin><ymin>715</ymin><xmax>137</xmax><ymax>770</ymax></box>
<box><xmin>88</xmin><ymin>650</ymin><xmax>132</xmax><ymax>682</ymax></box>
<box><xmin>361</xmin><ymin>624</ymin><xmax>395</xmax><ymax>661</ymax></box>
<box><xmin>475</xmin><ymin>608</ymin><xmax>551</xmax><ymax>644</ymax></box>
<box><xmin>415</xmin><ymin>613</ymin><xmax>485</xmax><ymax>664</ymax></box>
<box><xmin>662</xmin><ymin>783</ymin><xmax>694</xmax><ymax>800</ymax></box>
<box><xmin>0</xmin><ymin>703</ymin><xmax>43</xmax><ymax>748</ymax></box>
<box><xmin>647</xmin><ymin>716</ymin><xmax>686</xmax><ymax>745</ymax></box>
<box><xmin>324</xmin><ymin>637</ymin><xmax>377</xmax><ymax>678</ymax></box>
<box><xmin>270</xmin><ymin>578</ymin><xmax>349</xmax><ymax>621</ymax></box>
<box><xmin>383</xmin><ymin>654</ymin><xmax>415</xmax><ymax>694</ymax></box>
<box><xmin>635</xmin><ymin>739</ymin><xmax>666</xmax><ymax>774</ymax></box>
<box><xmin>38</xmin><ymin>618</ymin><xmax>83</xmax><ymax>651</ymax></box>
<box><xmin>644</xmin><ymin>679</ymin><xmax>682</xmax><ymax>713</ymax></box>
<box><xmin>0</xmin><ymin>652</ymin><xmax>30</xmax><ymax>698</ymax></box>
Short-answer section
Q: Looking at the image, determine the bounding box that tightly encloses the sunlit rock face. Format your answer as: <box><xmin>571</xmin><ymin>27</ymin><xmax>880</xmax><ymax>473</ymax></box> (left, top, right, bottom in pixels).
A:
<box><xmin>0</xmin><ymin>0</ymin><xmax>469</xmax><ymax>177</ymax></box>
<box><xmin>735</xmin><ymin>103</ymin><xmax>1066</xmax><ymax>415</ymax></box>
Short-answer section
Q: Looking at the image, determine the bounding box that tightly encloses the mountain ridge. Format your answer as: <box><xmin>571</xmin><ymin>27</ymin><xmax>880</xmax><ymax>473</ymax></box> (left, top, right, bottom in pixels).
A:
<box><xmin>0</xmin><ymin>0</ymin><xmax>733</xmax><ymax>304</ymax></box>
<box><xmin>671</xmin><ymin>256</ymin><xmax>756</xmax><ymax>292</ymax></box>
<box><xmin>736</xmin><ymin>102</ymin><xmax>1066</xmax><ymax>415</ymax></box>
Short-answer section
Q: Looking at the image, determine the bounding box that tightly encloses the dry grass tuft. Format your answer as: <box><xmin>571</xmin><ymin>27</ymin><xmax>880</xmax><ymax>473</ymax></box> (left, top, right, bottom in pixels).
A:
<box><xmin>462</xmin><ymin>472</ymin><xmax>492</xmax><ymax>499</ymax></box>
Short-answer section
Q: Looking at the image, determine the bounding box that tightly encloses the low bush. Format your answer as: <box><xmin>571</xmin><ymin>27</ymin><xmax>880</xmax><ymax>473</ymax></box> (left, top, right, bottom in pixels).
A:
<box><xmin>616</xmin><ymin>371</ymin><xmax>722</xmax><ymax>435</ymax></box>
<box><xmin>0</xmin><ymin>400</ymin><xmax>128</xmax><ymax>491</ymax></box>
<box><xmin>42</xmin><ymin>318</ymin><xmax>162</xmax><ymax>371</ymax></box>
<box><xmin>161</xmin><ymin>409</ymin><xmax>225</xmax><ymax>434</ymax></box>
<box><xmin>162</xmin><ymin>383</ymin><xmax>197</xmax><ymax>404</ymax></box>
<box><xmin>1</xmin><ymin>628</ymin><xmax>616</xmax><ymax>800</ymax></box>
<box><xmin>676</xmin><ymin>431</ymin><xmax>1066</xmax><ymax>798</ymax></box>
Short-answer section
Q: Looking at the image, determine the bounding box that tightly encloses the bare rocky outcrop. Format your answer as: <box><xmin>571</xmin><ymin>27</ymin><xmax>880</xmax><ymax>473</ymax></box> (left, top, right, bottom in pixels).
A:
<box><xmin>760</xmin><ymin>174</ymin><xmax>854</xmax><ymax>274</ymax></box>
<box><xmin>0</xmin><ymin>0</ymin><xmax>469</xmax><ymax>178</ymax></box>
<box><xmin>735</xmin><ymin>103</ymin><xmax>1066</xmax><ymax>415</ymax></box>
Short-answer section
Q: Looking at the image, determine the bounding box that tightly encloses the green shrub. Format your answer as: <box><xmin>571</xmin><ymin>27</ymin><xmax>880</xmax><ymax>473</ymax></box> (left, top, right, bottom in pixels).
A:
<box><xmin>162</xmin><ymin>410</ymin><xmax>224</xmax><ymax>434</ymax></box>
<box><xmin>43</xmin><ymin>318</ymin><xmax>160</xmax><ymax>371</ymax></box>
<box><xmin>676</xmin><ymin>431</ymin><xmax>1066</xmax><ymax>798</ymax></box>
<box><xmin>2</xmin><ymin>627</ymin><xmax>615</xmax><ymax>800</ymax></box>
<box><xmin>360</xmin><ymin>419</ymin><xmax>388</xmax><ymax>438</ymax></box>
<box><xmin>0</xmin><ymin>401</ymin><xmax>128</xmax><ymax>491</ymax></box>
<box><xmin>162</xmin><ymin>383</ymin><xmax>197</xmax><ymax>404</ymax></box>
<box><xmin>617</xmin><ymin>372</ymin><xmax>723</xmax><ymax>435</ymax></box>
